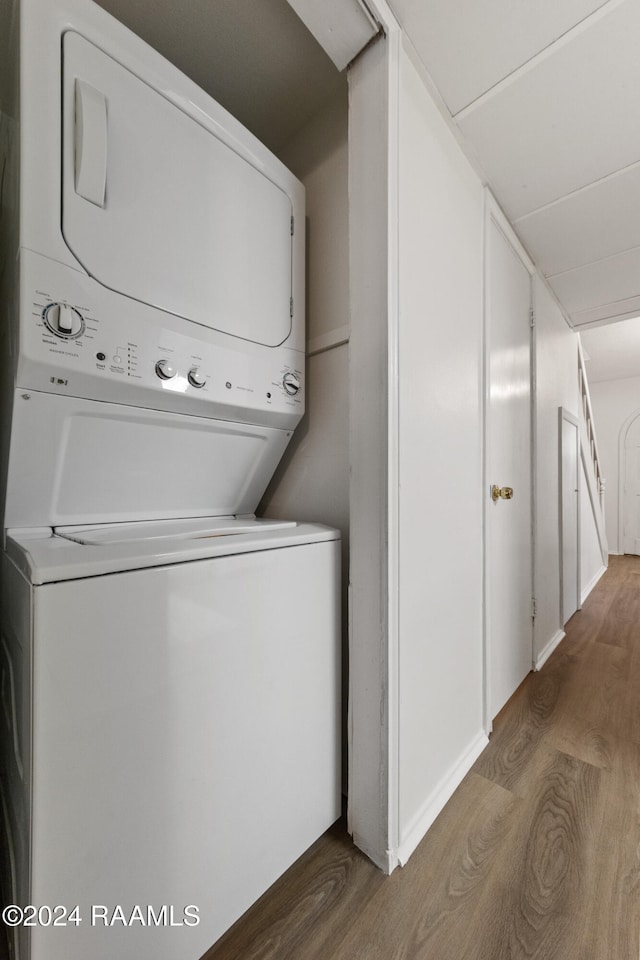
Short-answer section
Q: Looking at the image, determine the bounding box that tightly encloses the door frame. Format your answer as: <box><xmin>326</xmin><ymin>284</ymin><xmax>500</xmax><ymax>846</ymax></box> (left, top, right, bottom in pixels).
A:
<box><xmin>482</xmin><ymin>192</ymin><xmax>535</xmax><ymax>734</ymax></box>
<box><xmin>619</xmin><ymin>407</ymin><xmax>640</xmax><ymax>555</ymax></box>
<box><xmin>558</xmin><ymin>407</ymin><xmax>580</xmax><ymax>623</ymax></box>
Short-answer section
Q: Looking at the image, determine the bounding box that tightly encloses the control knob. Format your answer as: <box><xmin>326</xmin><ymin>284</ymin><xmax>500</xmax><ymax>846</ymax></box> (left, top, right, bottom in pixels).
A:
<box><xmin>43</xmin><ymin>302</ymin><xmax>85</xmax><ymax>339</ymax></box>
<box><xmin>155</xmin><ymin>358</ymin><xmax>177</xmax><ymax>380</ymax></box>
<box><xmin>187</xmin><ymin>367</ymin><xmax>206</xmax><ymax>388</ymax></box>
<box><xmin>282</xmin><ymin>371</ymin><xmax>301</xmax><ymax>396</ymax></box>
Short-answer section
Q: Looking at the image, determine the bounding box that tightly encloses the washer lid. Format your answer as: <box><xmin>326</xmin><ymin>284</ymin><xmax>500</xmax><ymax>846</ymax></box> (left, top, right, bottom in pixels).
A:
<box><xmin>6</xmin><ymin>522</ymin><xmax>339</xmax><ymax>584</ymax></box>
<box><xmin>54</xmin><ymin>516</ymin><xmax>296</xmax><ymax>545</ymax></box>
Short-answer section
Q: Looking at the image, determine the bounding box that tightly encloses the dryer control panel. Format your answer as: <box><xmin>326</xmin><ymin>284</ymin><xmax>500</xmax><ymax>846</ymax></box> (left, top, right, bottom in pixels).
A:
<box><xmin>18</xmin><ymin>251</ymin><xmax>304</xmax><ymax>431</ymax></box>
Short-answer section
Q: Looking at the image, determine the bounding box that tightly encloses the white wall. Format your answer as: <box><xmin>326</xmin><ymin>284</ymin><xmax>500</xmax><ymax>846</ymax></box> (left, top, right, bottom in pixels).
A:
<box><xmin>258</xmin><ymin>86</ymin><xmax>350</xmax><ymax>786</ymax></box>
<box><xmin>289</xmin><ymin>23</ymin><xmax>597</xmax><ymax>873</ymax></box>
<box><xmin>531</xmin><ymin>265</ymin><xmax>607</xmax><ymax>660</ymax></box>
<box><xmin>303</xmin><ymin>9</ymin><xmax>595</xmax><ymax>871</ymax></box>
<box><xmin>261</xmin><ymin>85</ymin><xmax>349</xmax><ymax>536</ymax></box>
<box><xmin>589</xmin><ymin>374</ymin><xmax>640</xmax><ymax>554</ymax></box>
<box><xmin>532</xmin><ymin>279</ymin><xmax>579</xmax><ymax>665</ymax></box>
<box><xmin>348</xmin><ymin>27</ymin><xmax>586</xmax><ymax>870</ymax></box>
<box><xmin>395</xmin><ymin>43</ymin><xmax>485</xmax><ymax>862</ymax></box>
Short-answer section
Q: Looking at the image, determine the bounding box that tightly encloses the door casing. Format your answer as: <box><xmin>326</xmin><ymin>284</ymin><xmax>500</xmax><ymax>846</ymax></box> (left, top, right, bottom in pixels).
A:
<box><xmin>620</xmin><ymin>410</ymin><xmax>640</xmax><ymax>555</ymax></box>
<box><xmin>559</xmin><ymin>407</ymin><xmax>580</xmax><ymax>622</ymax></box>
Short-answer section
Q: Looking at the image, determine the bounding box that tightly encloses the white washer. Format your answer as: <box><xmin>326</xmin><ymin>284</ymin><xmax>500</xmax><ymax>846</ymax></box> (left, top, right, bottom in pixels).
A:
<box><xmin>2</xmin><ymin>520</ymin><xmax>340</xmax><ymax>960</ymax></box>
<box><xmin>0</xmin><ymin>0</ymin><xmax>341</xmax><ymax>957</ymax></box>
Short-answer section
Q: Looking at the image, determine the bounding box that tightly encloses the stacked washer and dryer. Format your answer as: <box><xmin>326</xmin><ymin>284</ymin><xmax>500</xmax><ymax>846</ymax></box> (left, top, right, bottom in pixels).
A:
<box><xmin>0</xmin><ymin>0</ymin><xmax>341</xmax><ymax>957</ymax></box>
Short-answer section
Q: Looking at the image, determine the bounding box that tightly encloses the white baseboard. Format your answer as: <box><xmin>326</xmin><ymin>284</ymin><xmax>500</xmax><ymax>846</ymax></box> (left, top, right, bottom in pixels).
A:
<box><xmin>534</xmin><ymin>629</ymin><xmax>565</xmax><ymax>671</ymax></box>
<box><xmin>581</xmin><ymin>563</ymin><xmax>607</xmax><ymax>605</ymax></box>
<box><xmin>396</xmin><ymin>730</ymin><xmax>489</xmax><ymax>867</ymax></box>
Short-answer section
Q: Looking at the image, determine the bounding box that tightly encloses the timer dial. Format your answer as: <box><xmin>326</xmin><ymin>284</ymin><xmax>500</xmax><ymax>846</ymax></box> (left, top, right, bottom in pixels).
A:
<box><xmin>282</xmin><ymin>371</ymin><xmax>301</xmax><ymax>396</ymax></box>
<box><xmin>43</xmin><ymin>302</ymin><xmax>85</xmax><ymax>339</ymax></box>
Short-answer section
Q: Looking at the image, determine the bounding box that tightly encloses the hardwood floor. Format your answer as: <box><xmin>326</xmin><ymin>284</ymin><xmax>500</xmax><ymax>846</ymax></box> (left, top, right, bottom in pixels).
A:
<box><xmin>203</xmin><ymin>555</ymin><xmax>640</xmax><ymax>960</ymax></box>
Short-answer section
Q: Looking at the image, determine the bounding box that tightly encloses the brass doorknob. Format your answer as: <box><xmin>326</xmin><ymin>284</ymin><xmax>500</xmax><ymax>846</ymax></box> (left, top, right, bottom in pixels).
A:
<box><xmin>491</xmin><ymin>485</ymin><xmax>514</xmax><ymax>502</ymax></box>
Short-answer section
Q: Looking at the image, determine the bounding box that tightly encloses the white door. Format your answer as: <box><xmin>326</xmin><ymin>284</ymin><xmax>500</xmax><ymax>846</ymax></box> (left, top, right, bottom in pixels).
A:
<box><xmin>485</xmin><ymin>203</ymin><xmax>533</xmax><ymax>723</ymax></box>
<box><xmin>560</xmin><ymin>409</ymin><xmax>580</xmax><ymax>622</ymax></box>
<box><xmin>623</xmin><ymin>414</ymin><xmax>640</xmax><ymax>555</ymax></box>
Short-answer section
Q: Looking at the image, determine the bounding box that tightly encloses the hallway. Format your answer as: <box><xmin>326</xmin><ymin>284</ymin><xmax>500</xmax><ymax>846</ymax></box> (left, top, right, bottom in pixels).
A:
<box><xmin>206</xmin><ymin>554</ymin><xmax>640</xmax><ymax>960</ymax></box>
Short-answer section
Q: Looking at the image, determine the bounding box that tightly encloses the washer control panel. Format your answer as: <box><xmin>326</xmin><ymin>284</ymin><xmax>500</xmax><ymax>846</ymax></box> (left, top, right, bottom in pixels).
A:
<box><xmin>19</xmin><ymin>253</ymin><xmax>304</xmax><ymax>429</ymax></box>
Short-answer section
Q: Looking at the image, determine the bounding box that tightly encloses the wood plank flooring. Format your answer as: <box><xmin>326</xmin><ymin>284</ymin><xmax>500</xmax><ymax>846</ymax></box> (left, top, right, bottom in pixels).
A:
<box><xmin>203</xmin><ymin>555</ymin><xmax>640</xmax><ymax>960</ymax></box>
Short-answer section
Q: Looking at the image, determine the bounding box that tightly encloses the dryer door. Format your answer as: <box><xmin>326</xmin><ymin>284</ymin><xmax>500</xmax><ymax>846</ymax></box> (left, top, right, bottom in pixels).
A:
<box><xmin>61</xmin><ymin>31</ymin><xmax>294</xmax><ymax>348</ymax></box>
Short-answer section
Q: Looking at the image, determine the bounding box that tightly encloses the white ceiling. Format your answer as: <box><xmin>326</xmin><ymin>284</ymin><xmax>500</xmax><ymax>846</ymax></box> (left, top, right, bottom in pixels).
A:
<box><xmin>388</xmin><ymin>0</ymin><xmax>640</xmax><ymax>331</ymax></box>
<box><xmin>580</xmin><ymin>316</ymin><xmax>640</xmax><ymax>383</ymax></box>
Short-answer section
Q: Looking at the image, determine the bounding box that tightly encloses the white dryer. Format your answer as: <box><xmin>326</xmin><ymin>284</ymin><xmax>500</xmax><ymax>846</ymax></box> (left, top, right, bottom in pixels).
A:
<box><xmin>0</xmin><ymin>0</ymin><xmax>341</xmax><ymax>958</ymax></box>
